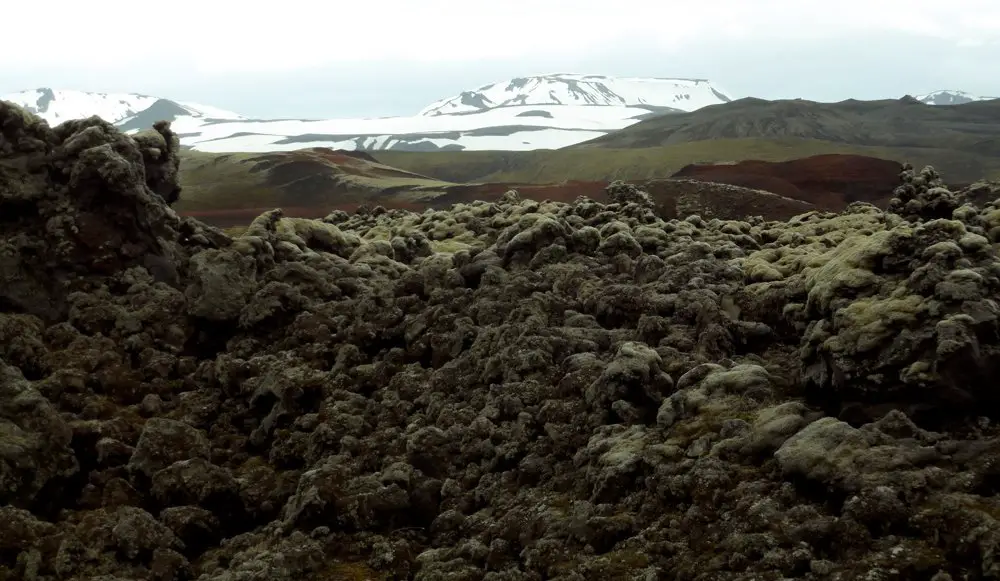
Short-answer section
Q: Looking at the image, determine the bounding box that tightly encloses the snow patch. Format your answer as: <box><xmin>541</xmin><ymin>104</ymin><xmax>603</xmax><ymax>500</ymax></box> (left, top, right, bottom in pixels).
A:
<box><xmin>915</xmin><ymin>90</ymin><xmax>999</xmax><ymax>105</ymax></box>
<box><xmin>419</xmin><ymin>73</ymin><xmax>731</xmax><ymax>116</ymax></box>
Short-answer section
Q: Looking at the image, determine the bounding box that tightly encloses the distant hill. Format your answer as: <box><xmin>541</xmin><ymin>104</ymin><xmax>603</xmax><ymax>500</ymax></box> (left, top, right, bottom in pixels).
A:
<box><xmin>174</xmin><ymin>147</ymin><xmax>455</xmax><ymax>219</ymax></box>
<box><xmin>174</xmin><ymin>146</ymin><xmax>830</xmax><ymax>232</ymax></box>
<box><xmin>568</xmin><ymin>96</ymin><xmax>1000</xmax><ymax>156</ymax></box>
<box><xmin>2</xmin><ymin>74</ymin><xmax>731</xmax><ymax>153</ymax></box>
<box><xmin>376</xmin><ymin>136</ymin><xmax>1000</xmax><ymax>188</ymax></box>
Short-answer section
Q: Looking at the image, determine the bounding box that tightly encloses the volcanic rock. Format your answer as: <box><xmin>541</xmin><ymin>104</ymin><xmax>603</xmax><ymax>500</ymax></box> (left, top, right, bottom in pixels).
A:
<box><xmin>3</xmin><ymin>101</ymin><xmax>1000</xmax><ymax>579</ymax></box>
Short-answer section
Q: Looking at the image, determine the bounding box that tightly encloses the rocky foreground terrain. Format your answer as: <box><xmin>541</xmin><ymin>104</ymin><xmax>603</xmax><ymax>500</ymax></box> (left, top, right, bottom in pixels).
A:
<box><xmin>2</xmin><ymin>101</ymin><xmax>1000</xmax><ymax>581</ymax></box>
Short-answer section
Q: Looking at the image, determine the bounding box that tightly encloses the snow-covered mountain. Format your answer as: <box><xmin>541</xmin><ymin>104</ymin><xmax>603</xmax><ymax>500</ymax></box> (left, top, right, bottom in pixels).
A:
<box><xmin>5</xmin><ymin>88</ymin><xmax>245</xmax><ymax>131</ymax></box>
<box><xmin>419</xmin><ymin>74</ymin><xmax>730</xmax><ymax>116</ymax></box>
<box><xmin>915</xmin><ymin>90</ymin><xmax>999</xmax><ymax>105</ymax></box>
<box><xmin>1</xmin><ymin>74</ymin><xmax>731</xmax><ymax>152</ymax></box>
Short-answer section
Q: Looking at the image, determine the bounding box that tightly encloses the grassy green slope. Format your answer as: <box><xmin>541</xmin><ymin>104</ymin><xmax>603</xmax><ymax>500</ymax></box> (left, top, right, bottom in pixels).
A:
<box><xmin>176</xmin><ymin>148</ymin><xmax>454</xmax><ymax>212</ymax></box>
<box><xmin>376</xmin><ymin>138</ymin><xmax>1000</xmax><ymax>185</ymax></box>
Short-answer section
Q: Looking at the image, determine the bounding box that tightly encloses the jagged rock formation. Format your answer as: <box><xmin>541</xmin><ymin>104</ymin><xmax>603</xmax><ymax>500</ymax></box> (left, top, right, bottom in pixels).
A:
<box><xmin>0</xmin><ymin>102</ymin><xmax>198</xmax><ymax>322</ymax></box>
<box><xmin>3</xmin><ymin>102</ymin><xmax>1000</xmax><ymax>580</ymax></box>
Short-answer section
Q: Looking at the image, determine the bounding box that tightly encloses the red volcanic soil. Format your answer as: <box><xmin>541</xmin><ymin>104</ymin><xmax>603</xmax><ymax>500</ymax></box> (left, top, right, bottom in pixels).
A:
<box><xmin>251</xmin><ymin>148</ymin><xmax>394</xmax><ymax>178</ymax></box>
<box><xmin>425</xmin><ymin>179</ymin><xmax>816</xmax><ymax>221</ymax></box>
<box><xmin>180</xmin><ymin>178</ymin><xmax>819</xmax><ymax>228</ymax></box>
<box><xmin>671</xmin><ymin>154</ymin><xmax>903</xmax><ymax>211</ymax></box>
<box><xmin>176</xmin><ymin>151</ymin><xmax>906</xmax><ymax>229</ymax></box>
<box><xmin>425</xmin><ymin>181</ymin><xmax>610</xmax><ymax>207</ymax></box>
<box><xmin>179</xmin><ymin>182</ymin><xmax>609</xmax><ymax>228</ymax></box>
<box><xmin>181</xmin><ymin>200</ymin><xmax>428</xmax><ymax>229</ymax></box>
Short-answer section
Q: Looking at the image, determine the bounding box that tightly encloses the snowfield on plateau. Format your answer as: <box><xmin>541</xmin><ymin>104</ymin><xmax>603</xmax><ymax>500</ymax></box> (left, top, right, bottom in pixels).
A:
<box><xmin>915</xmin><ymin>89</ymin><xmax>999</xmax><ymax>105</ymax></box>
<box><xmin>2</xmin><ymin>74</ymin><xmax>732</xmax><ymax>152</ymax></box>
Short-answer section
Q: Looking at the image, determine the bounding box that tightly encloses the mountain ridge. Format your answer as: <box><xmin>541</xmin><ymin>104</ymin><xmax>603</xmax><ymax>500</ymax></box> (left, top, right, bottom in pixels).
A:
<box><xmin>7</xmin><ymin>87</ymin><xmax>245</xmax><ymax>126</ymax></box>
<box><xmin>915</xmin><ymin>89</ymin><xmax>999</xmax><ymax>105</ymax></box>
<box><xmin>418</xmin><ymin>73</ymin><xmax>730</xmax><ymax>116</ymax></box>
<box><xmin>570</xmin><ymin>95</ymin><xmax>1000</xmax><ymax>155</ymax></box>
<box><xmin>2</xmin><ymin>74</ymin><xmax>731</xmax><ymax>152</ymax></box>
<box><xmin>5</xmin><ymin>80</ymin><xmax>998</xmax><ymax>154</ymax></box>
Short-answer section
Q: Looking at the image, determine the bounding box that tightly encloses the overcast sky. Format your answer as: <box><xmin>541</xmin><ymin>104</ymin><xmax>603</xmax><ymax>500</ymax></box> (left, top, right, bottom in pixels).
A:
<box><xmin>2</xmin><ymin>0</ymin><xmax>999</xmax><ymax>118</ymax></box>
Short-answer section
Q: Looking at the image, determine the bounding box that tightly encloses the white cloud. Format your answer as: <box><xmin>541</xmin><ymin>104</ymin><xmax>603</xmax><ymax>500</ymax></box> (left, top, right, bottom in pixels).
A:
<box><xmin>4</xmin><ymin>0</ymin><xmax>1000</xmax><ymax>73</ymax></box>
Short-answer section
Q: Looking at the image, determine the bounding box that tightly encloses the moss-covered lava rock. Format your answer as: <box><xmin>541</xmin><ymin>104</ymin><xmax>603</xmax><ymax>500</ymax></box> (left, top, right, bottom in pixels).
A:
<box><xmin>3</xmin><ymin>101</ymin><xmax>1000</xmax><ymax>580</ymax></box>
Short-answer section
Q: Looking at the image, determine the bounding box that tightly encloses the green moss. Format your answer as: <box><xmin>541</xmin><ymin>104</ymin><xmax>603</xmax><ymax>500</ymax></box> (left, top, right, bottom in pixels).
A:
<box><xmin>668</xmin><ymin>394</ymin><xmax>758</xmax><ymax>443</ymax></box>
<box><xmin>699</xmin><ymin>364</ymin><xmax>772</xmax><ymax>394</ymax></box>
<box><xmin>0</xmin><ymin>418</ymin><xmax>34</xmax><ymax>451</ymax></box>
<box><xmin>429</xmin><ymin>239</ymin><xmax>474</xmax><ymax>253</ymax></box>
<box><xmin>825</xmin><ymin>294</ymin><xmax>926</xmax><ymax>353</ymax></box>
<box><xmin>803</xmin><ymin>229</ymin><xmax>896</xmax><ymax>313</ymax></box>
<box><xmin>361</xmin><ymin>225</ymin><xmax>394</xmax><ymax>241</ymax></box>
<box><xmin>961</xmin><ymin>496</ymin><xmax>1000</xmax><ymax>522</ymax></box>
<box><xmin>173</xmin><ymin>149</ymin><xmax>454</xmax><ymax>212</ymax></box>
<box><xmin>744</xmin><ymin>256</ymin><xmax>784</xmax><ymax>282</ymax></box>
<box><xmin>981</xmin><ymin>208</ymin><xmax>1000</xmax><ymax>230</ymax></box>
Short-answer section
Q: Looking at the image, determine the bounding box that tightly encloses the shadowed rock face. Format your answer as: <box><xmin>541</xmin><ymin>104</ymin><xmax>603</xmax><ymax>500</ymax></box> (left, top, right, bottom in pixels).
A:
<box><xmin>4</xmin><ymin>102</ymin><xmax>1000</xmax><ymax>580</ymax></box>
<box><xmin>0</xmin><ymin>102</ymin><xmax>220</xmax><ymax>322</ymax></box>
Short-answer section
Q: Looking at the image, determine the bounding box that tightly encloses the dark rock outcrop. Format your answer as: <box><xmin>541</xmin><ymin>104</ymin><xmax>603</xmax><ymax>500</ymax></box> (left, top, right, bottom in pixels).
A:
<box><xmin>0</xmin><ymin>102</ymin><xmax>218</xmax><ymax>322</ymax></box>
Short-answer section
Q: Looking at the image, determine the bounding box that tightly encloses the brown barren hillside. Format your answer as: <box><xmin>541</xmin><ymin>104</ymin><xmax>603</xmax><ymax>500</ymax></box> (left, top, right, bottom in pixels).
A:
<box><xmin>425</xmin><ymin>179</ymin><xmax>817</xmax><ymax>221</ymax></box>
<box><xmin>671</xmin><ymin>154</ymin><xmax>904</xmax><ymax>210</ymax></box>
<box><xmin>175</xmin><ymin>150</ymin><xmax>901</xmax><ymax>228</ymax></box>
<box><xmin>572</xmin><ymin>95</ymin><xmax>1000</xmax><ymax>153</ymax></box>
<box><xmin>181</xmin><ymin>177</ymin><xmax>820</xmax><ymax>229</ymax></box>
<box><xmin>175</xmin><ymin>147</ymin><xmax>457</xmax><ymax>213</ymax></box>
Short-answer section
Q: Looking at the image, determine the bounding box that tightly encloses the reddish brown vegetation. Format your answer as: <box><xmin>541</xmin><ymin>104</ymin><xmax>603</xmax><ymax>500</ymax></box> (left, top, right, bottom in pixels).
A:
<box><xmin>254</xmin><ymin>147</ymin><xmax>436</xmax><ymax>181</ymax></box>
<box><xmin>426</xmin><ymin>180</ymin><xmax>610</xmax><ymax>207</ymax></box>
<box><xmin>181</xmin><ymin>200</ymin><xmax>429</xmax><ymax>228</ymax></box>
<box><xmin>671</xmin><ymin>154</ymin><xmax>903</xmax><ymax>211</ymax></box>
<box><xmin>428</xmin><ymin>179</ymin><xmax>816</xmax><ymax>221</ymax></box>
<box><xmin>177</xmin><ymin>152</ymin><xmax>905</xmax><ymax>228</ymax></box>
<box><xmin>644</xmin><ymin>179</ymin><xmax>816</xmax><ymax>221</ymax></box>
<box><xmin>180</xmin><ymin>178</ymin><xmax>818</xmax><ymax>228</ymax></box>
<box><xmin>179</xmin><ymin>183</ymin><xmax>610</xmax><ymax>228</ymax></box>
